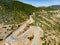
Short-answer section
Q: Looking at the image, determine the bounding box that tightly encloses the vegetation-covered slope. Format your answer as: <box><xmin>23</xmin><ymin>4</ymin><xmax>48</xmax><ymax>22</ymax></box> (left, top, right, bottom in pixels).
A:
<box><xmin>38</xmin><ymin>7</ymin><xmax>55</xmax><ymax>11</ymax></box>
<box><xmin>0</xmin><ymin>0</ymin><xmax>37</xmax><ymax>24</ymax></box>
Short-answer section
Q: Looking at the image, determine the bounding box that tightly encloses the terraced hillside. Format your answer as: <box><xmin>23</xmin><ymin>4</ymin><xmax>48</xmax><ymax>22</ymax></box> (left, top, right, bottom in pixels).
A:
<box><xmin>0</xmin><ymin>10</ymin><xmax>60</xmax><ymax>45</ymax></box>
<box><xmin>0</xmin><ymin>0</ymin><xmax>60</xmax><ymax>45</ymax></box>
<box><xmin>31</xmin><ymin>10</ymin><xmax>60</xmax><ymax>45</ymax></box>
<box><xmin>1</xmin><ymin>10</ymin><xmax>59</xmax><ymax>45</ymax></box>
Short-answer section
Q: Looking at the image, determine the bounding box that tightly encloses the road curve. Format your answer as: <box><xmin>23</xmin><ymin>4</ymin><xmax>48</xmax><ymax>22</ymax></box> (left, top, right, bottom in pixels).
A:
<box><xmin>31</xmin><ymin>27</ymin><xmax>42</xmax><ymax>45</ymax></box>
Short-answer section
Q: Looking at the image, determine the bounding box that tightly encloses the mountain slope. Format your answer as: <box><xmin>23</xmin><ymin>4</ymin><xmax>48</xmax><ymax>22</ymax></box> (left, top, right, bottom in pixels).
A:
<box><xmin>0</xmin><ymin>1</ymin><xmax>37</xmax><ymax>24</ymax></box>
<box><xmin>50</xmin><ymin>5</ymin><xmax>60</xmax><ymax>9</ymax></box>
